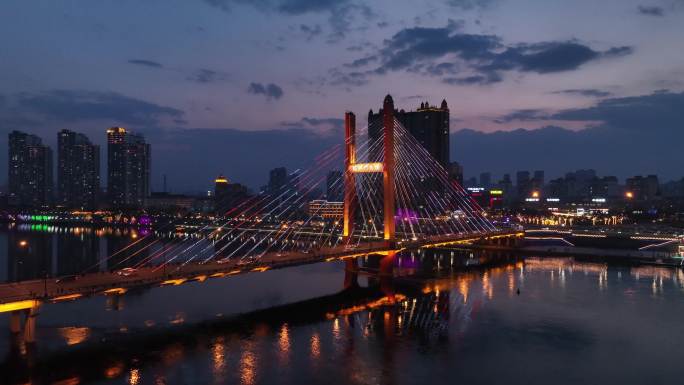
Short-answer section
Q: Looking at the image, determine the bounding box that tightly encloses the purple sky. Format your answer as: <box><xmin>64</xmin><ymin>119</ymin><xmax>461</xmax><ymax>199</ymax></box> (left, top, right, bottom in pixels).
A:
<box><xmin>0</xmin><ymin>0</ymin><xmax>683</xmax><ymax>190</ymax></box>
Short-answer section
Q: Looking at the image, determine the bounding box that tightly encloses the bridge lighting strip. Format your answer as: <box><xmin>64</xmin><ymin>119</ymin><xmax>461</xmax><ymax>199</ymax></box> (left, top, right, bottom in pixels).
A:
<box><xmin>103</xmin><ymin>288</ymin><xmax>127</xmax><ymax>295</ymax></box>
<box><xmin>349</xmin><ymin>162</ymin><xmax>383</xmax><ymax>173</ymax></box>
<box><xmin>52</xmin><ymin>294</ymin><xmax>82</xmax><ymax>302</ymax></box>
<box><xmin>0</xmin><ymin>299</ymin><xmax>40</xmax><ymax>313</ymax></box>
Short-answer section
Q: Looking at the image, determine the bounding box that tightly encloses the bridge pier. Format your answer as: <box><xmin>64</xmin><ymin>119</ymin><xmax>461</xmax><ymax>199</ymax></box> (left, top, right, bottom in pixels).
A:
<box><xmin>379</xmin><ymin>251</ymin><xmax>396</xmax><ymax>300</ymax></box>
<box><xmin>344</xmin><ymin>258</ymin><xmax>359</xmax><ymax>289</ymax></box>
<box><xmin>9</xmin><ymin>311</ymin><xmax>21</xmax><ymax>334</ymax></box>
<box><xmin>7</xmin><ymin>304</ymin><xmax>40</xmax><ymax>344</ymax></box>
<box><xmin>23</xmin><ymin>306</ymin><xmax>39</xmax><ymax>344</ymax></box>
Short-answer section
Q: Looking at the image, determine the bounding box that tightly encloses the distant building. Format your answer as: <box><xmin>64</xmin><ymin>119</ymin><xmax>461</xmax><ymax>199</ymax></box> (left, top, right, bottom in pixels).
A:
<box><xmin>267</xmin><ymin>167</ymin><xmax>288</xmax><ymax>193</ymax></box>
<box><xmin>533</xmin><ymin>170</ymin><xmax>545</xmax><ymax>190</ymax></box>
<box><xmin>145</xmin><ymin>192</ymin><xmax>196</xmax><ymax>211</ymax></box>
<box><xmin>57</xmin><ymin>129</ymin><xmax>100</xmax><ymax>209</ymax></box>
<box><xmin>308</xmin><ymin>200</ymin><xmax>344</xmax><ymax>219</ymax></box>
<box><xmin>8</xmin><ymin>131</ymin><xmax>53</xmax><ymax>207</ymax></box>
<box><xmin>626</xmin><ymin>175</ymin><xmax>659</xmax><ymax>201</ymax></box>
<box><xmin>214</xmin><ymin>174</ymin><xmax>250</xmax><ymax>214</ymax></box>
<box><xmin>368</xmin><ymin>99</ymin><xmax>450</xmax><ymax>167</ymax></box>
<box><xmin>516</xmin><ymin>171</ymin><xmax>531</xmax><ymax>198</ymax></box>
<box><xmin>479</xmin><ymin>172</ymin><xmax>492</xmax><ymax>188</ymax></box>
<box><xmin>497</xmin><ymin>174</ymin><xmax>514</xmax><ymax>204</ymax></box>
<box><xmin>326</xmin><ymin>170</ymin><xmax>343</xmax><ymax>201</ymax></box>
<box><xmin>448</xmin><ymin>161</ymin><xmax>464</xmax><ymax>186</ymax></box>
<box><xmin>107</xmin><ymin>127</ymin><xmax>150</xmax><ymax>208</ymax></box>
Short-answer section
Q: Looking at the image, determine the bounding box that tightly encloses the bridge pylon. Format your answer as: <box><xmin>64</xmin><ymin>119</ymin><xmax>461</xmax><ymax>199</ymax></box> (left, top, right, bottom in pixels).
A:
<box><xmin>343</xmin><ymin>94</ymin><xmax>397</xmax><ymax>245</ymax></box>
<box><xmin>382</xmin><ymin>94</ymin><xmax>396</xmax><ymax>242</ymax></box>
<box><xmin>343</xmin><ymin>112</ymin><xmax>357</xmax><ymax>240</ymax></box>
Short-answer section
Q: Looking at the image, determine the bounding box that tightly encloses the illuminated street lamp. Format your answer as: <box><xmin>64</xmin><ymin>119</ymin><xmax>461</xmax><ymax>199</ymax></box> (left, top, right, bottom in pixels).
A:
<box><xmin>625</xmin><ymin>191</ymin><xmax>634</xmax><ymax>199</ymax></box>
<box><xmin>531</xmin><ymin>191</ymin><xmax>540</xmax><ymax>198</ymax></box>
<box><xmin>18</xmin><ymin>240</ymin><xmax>28</xmax><ymax>247</ymax></box>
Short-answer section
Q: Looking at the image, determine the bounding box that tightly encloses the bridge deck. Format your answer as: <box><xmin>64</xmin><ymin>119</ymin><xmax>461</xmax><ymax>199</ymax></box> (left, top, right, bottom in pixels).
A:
<box><xmin>0</xmin><ymin>230</ymin><xmax>520</xmax><ymax>309</ymax></box>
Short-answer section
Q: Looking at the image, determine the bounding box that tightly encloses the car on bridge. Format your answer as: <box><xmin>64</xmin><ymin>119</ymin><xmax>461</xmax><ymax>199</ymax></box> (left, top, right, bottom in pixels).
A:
<box><xmin>55</xmin><ymin>275</ymin><xmax>79</xmax><ymax>283</ymax></box>
<box><xmin>237</xmin><ymin>256</ymin><xmax>257</xmax><ymax>266</ymax></box>
<box><xmin>116</xmin><ymin>267</ymin><xmax>138</xmax><ymax>277</ymax></box>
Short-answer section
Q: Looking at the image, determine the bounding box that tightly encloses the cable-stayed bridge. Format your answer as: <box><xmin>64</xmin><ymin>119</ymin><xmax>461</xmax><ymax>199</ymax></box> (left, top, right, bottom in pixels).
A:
<box><xmin>0</xmin><ymin>95</ymin><xmax>521</xmax><ymax>342</ymax></box>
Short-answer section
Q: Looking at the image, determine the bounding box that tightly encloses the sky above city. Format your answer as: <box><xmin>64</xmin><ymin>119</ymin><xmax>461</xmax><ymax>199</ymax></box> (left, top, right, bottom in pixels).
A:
<box><xmin>0</xmin><ymin>0</ymin><xmax>683</xmax><ymax>191</ymax></box>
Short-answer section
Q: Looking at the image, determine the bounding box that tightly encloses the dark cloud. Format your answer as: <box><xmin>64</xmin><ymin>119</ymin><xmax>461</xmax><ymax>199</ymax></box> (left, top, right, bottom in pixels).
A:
<box><xmin>300</xmin><ymin>24</ymin><xmax>322</xmax><ymax>40</ymax></box>
<box><xmin>248</xmin><ymin>82</ymin><xmax>284</xmax><ymax>100</ymax></box>
<box><xmin>5</xmin><ymin>89</ymin><xmax>184</xmax><ymax>127</ymax></box>
<box><xmin>327</xmin><ymin>69</ymin><xmax>369</xmax><ymax>87</ymax></box>
<box><xmin>493</xmin><ymin>109</ymin><xmax>549</xmax><ymax>124</ymax></box>
<box><xmin>344</xmin><ymin>55</ymin><xmax>377</xmax><ymax>68</ymax></box>
<box><xmin>551</xmin><ymin>90</ymin><xmax>684</xmax><ymax>131</ymax></box>
<box><xmin>445</xmin><ymin>0</ymin><xmax>499</xmax><ymax>10</ymax></box>
<box><xmin>482</xmin><ymin>42</ymin><xmax>632</xmax><ymax>74</ymax></box>
<box><xmin>453</xmin><ymin>123</ymin><xmax>683</xmax><ymax>183</ymax></box>
<box><xmin>187</xmin><ymin>69</ymin><xmax>229</xmax><ymax>83</ymax></box>
<box><xmin>637</xmin><ymin>5</ymin><xmax>665</xmax><ymax>16</ymax></box>
<box><xmin>402</xmin><ymin>95</ymin><xmax>426</xmax><ymax>100</ymax></box>
<box><xmin>281</xmin><ymin>116</ymin><xmax>344</xmax><ymax>132</ymax></box>
<box><xmin>340</xmin><ymin>23</ymin><xmax>633</xmax><ymax>86</ymax></box>
<box><xmin>552</xmin><ymin>89</ymin><xmax>612</xmax><ymax>98</ymax></box>
<box><xmin>203</xmin><ymin>0</ymin><xmax>374</xmax><ymax>43</ymax></box>
<box><xmin>278</xmin><ymin>0</ymin><xmax>347</xmax><ymax>14</ymax></box>
<box><xmin>443</xmin><ymin>71</ymin><xmax>501</xmax><ymax>85</ymax></box>
<box><xmin>127</xmin><ymin>59</ymin><xmax>164</xmax><ymax>68</ymax></box>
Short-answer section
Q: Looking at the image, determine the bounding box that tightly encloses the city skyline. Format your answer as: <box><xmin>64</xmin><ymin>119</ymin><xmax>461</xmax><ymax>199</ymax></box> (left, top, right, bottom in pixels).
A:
<box><xmin>0</xmin><ymin>1</ymin><xmax>683</xmax><ymax>190</ymax></box>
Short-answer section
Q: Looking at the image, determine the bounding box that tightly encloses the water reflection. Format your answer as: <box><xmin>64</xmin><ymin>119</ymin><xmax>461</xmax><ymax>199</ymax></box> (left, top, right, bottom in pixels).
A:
<box><xmin>3</xmin><ymin>227</ymin><xmax>684</xmax><ymax>384</ymax></box>
<box><xmin>239</xmin><ymin>341</ymin><xmax>257</xmax><ymax>385</ymax></box>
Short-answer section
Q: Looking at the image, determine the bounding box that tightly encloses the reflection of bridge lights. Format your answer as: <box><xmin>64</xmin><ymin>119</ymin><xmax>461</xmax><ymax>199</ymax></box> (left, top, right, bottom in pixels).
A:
<box><xmin>310</xmin><ymin>333</ymin><xmax>320</xmax><ymax>360</ymax></box>
<box><xmin>105</xmin><ymin>362</ymin><xmax>124</xmax><ymax>379</ymax></box>
<box><xmin>278</xmin><ymin>324</ymin><xmax>291</xmax><ymax>363</ymax></box>
<box><xmin>59</xmin><ymin>326</ymin><xmax>90</xmax><ymax>345</ymax></box>
<box><xmin>128</xmin><ymin>369</ymin><xmax>140</xmax><ymax>385</ymax></box>
<box><xmin>240</xmin><ymin>344</ymin><xmax>257</xmax><ymax>385</ymax></box>
<box><xmin>212</xmin><ymin>337</ymin><xmax>226</xmax><ymax>378</ymax></box>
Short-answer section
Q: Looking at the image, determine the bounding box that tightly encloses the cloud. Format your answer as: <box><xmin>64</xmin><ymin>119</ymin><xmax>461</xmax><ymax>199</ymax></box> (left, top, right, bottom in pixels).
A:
<box><xmin>637</xmin><ymin>5</ymin><xmax>665</xmax><ymax>16</ymax></box>
<box><xmin>453</xmin><ymin>122</ymin><xmax>683</xmax><ymax>183</ymax></box>
<box><xmin>494</xmin><ymin>109</ymin><xmax>549</xmax><ymax>124</ymax></box>
<box><xmin>550</xmin><ymin>90</ymin><xmax>684</xmax><ymax>131</ymax></box>
<box><xmin>445</xmin><ymin>0</ymin><xmax>499</xmax><ymax>10</ymax></box>
<box><xmin>344</xmin><ymin>55</ymin><xmax>377</xmax><ymax>68</ymax></box>
<box><xmin>280</xmin><ymin>116</ymin><xmax>344</xmax><ymax>133</ymax></box>
<box><xmin>444</xmin><ymin>72</ymin><xmax>501</xmax><ymax>85</ymax></box>
<box><xmin>338</xmin><ymin>23</ymin><xmax>633</xmax><ymax>86</ymax></box>
<box><xmin>552</xmin><ymin>89</ymin><xmax>612</xmax><ymax>98</ymax></box>
<box><xmin>4</xmin><ymin>89</ymin><xmax>184</xmax><ymax>127</ymax></box>
<box><xmin>300</xmin><ymin>24</ymin><xmax>322</xmax><ymax>40</ymax></box>
<box><xmin>203</xmin><ymin>0</ymin><xmax>374</xmax><ymax>43</ymax></box>
<box><xmin>248</xmin><ymin>82</ymin><xmax>284</xmax><ymax>100</ymax></box>
<box><xmin>127</xmin><ymin>59</ymin><xmax>164</xmax><ymax>68</ymax></box>
<box><xmin>278</xmin><ymin>0</ymin><xmax>347</xmax><ymax>14</ymax></box>
<box><xmin>187</xmin><ymin>69</ymin><xmax>229</xmax><ymax>83</ymax></box>
<box><xmin>482</xmin><ymin>42</ymin><xmax>632</xmax><ymax>74</ymax></box>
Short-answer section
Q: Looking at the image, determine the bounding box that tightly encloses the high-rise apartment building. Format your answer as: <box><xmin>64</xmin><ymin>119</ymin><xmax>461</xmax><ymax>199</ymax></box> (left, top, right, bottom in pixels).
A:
<box><xmin>58</xmin><ymin>129</ymin><xmax>100</xmax><ymax>209</ymax></box>
<box><xmin>368</xmin><ymin>99</ymin><xmax>450</xmax><ymax>167</ymax></box>
<box><xmin>8</xmin><ymin>131</ymin><xmax>53</xmax><ymax>207</ymax></box>
<box><xmin>107</xmin><ymin>127</ymin><xmax>150</xmax><ymax>208</ymax></box>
